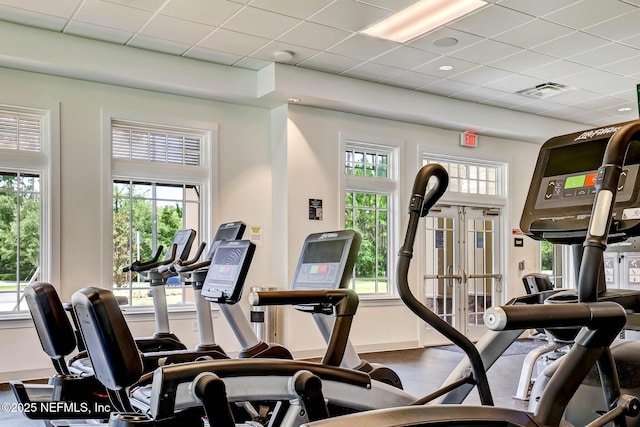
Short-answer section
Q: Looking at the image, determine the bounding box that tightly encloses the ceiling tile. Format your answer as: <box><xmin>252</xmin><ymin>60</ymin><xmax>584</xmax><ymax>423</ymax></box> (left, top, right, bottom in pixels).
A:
<box><xmin>413</xmin><ymin>56</ymin><xmax>479</xmax><ymax>78</ymax></box>
<box><xmin>277</xmin><ymin>22</ymin><xmax>351</xmax><ymax>51</ymax></box>
<box><xmin>532</xmin><ymin>31</ymin><xmax>609</xmax><ymax>58</ymax></box>
<box><xmin>128</xmin><ymin>34</ymin><xmax>190</xmax><ymax>55</ymax></box>
<box><xmin>418</xmin><ymin>79</ymin><xmax>475</xmax><ymax>97</ymax></box>
<box><xmin>379</xmin><ymin>71</ymin><xmax>440</xmax><ymax>90</ymax></box>
<box><xmin>104</xmin><ymin>0</ymin><xmax>166</xmax><ymax>12</ymax></box>
<box><xmin>159</xmin><ymin>0</ymin><xmax>242</xmax><ymax>26</ymax></box>
<box><xmin>183</xmin><ymin>46</ymin><xmax>243</xmax><ymax>65</ymax></box>
<box><xmin>621</xmin><ymin>33</ymin><xmax>640</xmax><ymax>49</ymax></box>
<box><xmin>307</xmin><ymin>0</ymin><xmax>392</xmax><ymax>32</ymax></box>
<box><xmin>544</xmin><ymin>0</ymin><xmax>635</xmax><ymax>30</ymax></box>
<box><xmin>408</xmin><ymin>27</ymin><xmax>484</xmax><ymax>54</ymax></box>
<box><xmin>0</xmin><ymin>0</ymin><xmax>81</xmax><ymax>18</ymax></box>
<box><xmin>0</xmin><ymin>6</ymin><xmax>67</xmax><ymax>31</ymax></box>
<box><xmin>249</xmin><ymin>0</ymin><xmax>334</xmax><ymax>19</ymax></box>
<box><xmin>65</xmin><ymin>21</ymin><xmax>132</xmax><ymax>43</ymax></box>
<box><xmin>489</xmin><ymin>50</ymin><xmax>558</xmax><ymax>73</ymax></box>
<box><xmin>222</xmin><ymin>5</ymin><xmax>301</xmax><ymax>39</ymax></box>
<box><xmin>485</xmin><ymin>93</ymin><xmax>538</xmax><ymax>109</ymax></box>
<box><xmin>199</xmin><ymin>28</ymin><xmax>269</xmax><ymax>55</ymax></box>
<box><xmin>449</xmin><ymin>66</ymin><xmax>513</xmax><ymax>86</ymax></box>
<box><xmin>342</xmin><ymin>62</ymin><xmax>404</xmax><ymax>82</ymax></box>
<box><xmin>233</xmin><ymin>56</ymin><xmax>271</xmax><ymax>70</ymax></box>
<box><xmin>523</xmin><ymin>60</ymin><xmax>590</xmax><ymax>81</ymax></box>
<box><xmin>599</xmin><ymin>55</ymin><xmax>640</xmax><ymax>77</ymax></box>
<box><xmin>496</xmin><ymin>0</ymin><xmax>582</xmax><ymax>17</ymax></box>
<box><xmin>562</xmin><ymin>69</ymin><xmax>637</xmax><ymax>94</ymax></box>
<box><xmin>251</xmin><ymin>41</ymin><xmax>319</xmax><ymax>64</ymax></box>
<box><xmin>353</xmin><ymin>0</ymin><xmax>419</xmax><ymax>12</ymax></box>
<box><xmin>328</xmin><ymin>34</ymin><xmax>398</xmax><ymax>61</ymax></box>
<box><xmin>371</xmin><ymin>46</ymin><xmax>439</xmax><ymax>69</ymax></box>
<box><xmin>584</xmin><ymin>9</ymin><xmax>640</xmax><ymax>42</ymax></box>
<box><xmin>567</xmin><ymin>43</ymin><xmax>640</xmax><ymax>68</ymax></box>
<box><xmin>297</xmin><ymin>52</ymin><xmax>363</xmax><ymax>74</ymax></box>
<box><xmin>492</xmin><ymin>19</ymin><xmax>574</xmax><ymax>49</ymax></box>
<box><xmin>484</xmin><ymin>74</ymin><xmax>544</xmax><ymax>93</ymax></box>
<box><xmin>454</xmin><ymin>86</ymin><xmax>509</xmax><ymax>103</ymax></box>
<box><xmin>449</xmin><ymin>39</ymin><xmax>521</xmax><ymax>64</ymax></box>
<box><xmin>501</xmin><ymin>99</ymin><xmax>563</xmax><ymax>115</ymax></box>
<box><xmin>543</xmin><ymin>88</ymin><xmax>606</xmax><ymax>106</ymax></box>
<box><xmin>141</xmin><ymin>15</ymin><xmax>214</xmax><ymax>45</ymax></box>
<box><xmin>74</xmin><ymin>0</ymin><xmax>152</xmax><ymax>32</ymax></box>
<box><xmin>448</xmin><ymin>5</ymin><xmax>534</xmax><ymax>38</ymax></box>
<box><xmin>574</xmin><ymin>94</ymin><xmax>632</xmax><ymax>112</ymax></box>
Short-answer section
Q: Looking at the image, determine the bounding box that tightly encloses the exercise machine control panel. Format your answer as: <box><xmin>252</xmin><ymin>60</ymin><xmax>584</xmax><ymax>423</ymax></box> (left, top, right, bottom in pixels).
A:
<box><xmin>291</xmin><ymin>230</ymin><xmax>361</xmax><ymax>291</ymax></box>
<box><xmin>521</xmin><ymin>121</ymin><xmax>640</xmax><ymax>244</ymax></box>
<box><xmin>201</xmin><ymin>240</ymin><xmax>255</xmax><ymax>304</ymax></box>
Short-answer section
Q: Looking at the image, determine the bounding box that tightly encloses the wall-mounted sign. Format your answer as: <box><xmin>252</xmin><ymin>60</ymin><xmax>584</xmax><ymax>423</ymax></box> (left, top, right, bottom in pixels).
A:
<box><xmin>461</xmin><ymin>131</ymin><xmax>478</xmax><ymax>148</ymax></box>
<box><xmin>309</xmin><ymin>199</ymin><xmax>323</xmax><ymax>220</ymax></box>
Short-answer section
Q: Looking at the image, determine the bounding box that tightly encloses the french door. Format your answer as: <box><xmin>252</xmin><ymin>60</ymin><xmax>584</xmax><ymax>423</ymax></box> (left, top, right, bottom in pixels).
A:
<box><xmin>421</xmin><ymin>205</ymin><xmax>503</xmax><ymax>345</ymax></box>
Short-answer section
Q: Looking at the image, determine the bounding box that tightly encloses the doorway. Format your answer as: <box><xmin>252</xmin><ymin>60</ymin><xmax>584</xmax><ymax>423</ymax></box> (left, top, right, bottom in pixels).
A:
<box><xmin>421</xmin><ymin>205</ymin><xmax>503</xmax><ymax>345</ymax></box>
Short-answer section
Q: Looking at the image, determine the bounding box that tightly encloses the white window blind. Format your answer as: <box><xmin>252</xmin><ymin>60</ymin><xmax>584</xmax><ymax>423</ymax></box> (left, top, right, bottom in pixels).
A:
<box><xmin>0</xmin><ymin>111</ymin><xmax>42</xmax><ymax>152</ymax></box>
<box><xmin>112</xmin><ymin>122</ymin><xmax>201</xmax><ymax>166</ymax></box>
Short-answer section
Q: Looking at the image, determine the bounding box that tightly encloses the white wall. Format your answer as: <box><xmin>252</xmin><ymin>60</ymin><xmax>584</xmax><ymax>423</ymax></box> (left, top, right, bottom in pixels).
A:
<box><xmin>284</xmin><ymin>105</ymin><xmax>542</xmax><ymax>352</ymax></box>
<box><xmin>0</xmin><ymin>67</ymin><xmax>546</xmax><ymax>381</ymax></box>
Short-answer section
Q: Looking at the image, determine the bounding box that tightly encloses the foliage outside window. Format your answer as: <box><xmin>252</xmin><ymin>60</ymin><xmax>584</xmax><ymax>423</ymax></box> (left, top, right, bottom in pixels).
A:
<box><xmin>111</xmin><ymin>120</ymin><xmax>208</xmax><ymax>308</ymax></box>
<box><xmin>541</xmin><ymin>241</ymin><xmax>563</xmax><ymax>288</ymax></box>
<box><xmin>0</xmin><ymin>108</ymin><xmax>48</xmax><ymax>314</ymax></box>
<box><xmin>344</xmin><ymin>142</ymin><xmax>396</xmax><ymax>297</ymax></box>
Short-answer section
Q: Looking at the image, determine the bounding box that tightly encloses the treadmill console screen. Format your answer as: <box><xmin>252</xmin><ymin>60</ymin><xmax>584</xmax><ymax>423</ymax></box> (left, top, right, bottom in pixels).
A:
<box><xmin>291</xmin><ymin>230</ymin><xmax>361</xmax><ymax>290</ymax></box>
<box><xmin>521</xmin><ymin>121</ymin><xmax>640</xmax><ymax>244</ymax></box>
<box><xmin>201</xmin><ymin>240</ymin><xmax>255</xmax><ymax>304</ymax></box>
<box><xmin>205</xmin><ymin>221</ymin><xmax>246</xmax><ymax>260</ymax></box>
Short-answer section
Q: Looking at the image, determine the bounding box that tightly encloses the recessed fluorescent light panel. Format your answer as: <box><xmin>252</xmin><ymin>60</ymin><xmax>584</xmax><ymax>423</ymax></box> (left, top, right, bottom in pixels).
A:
<box><xmin>363</xmin><ymin>0</ymin><xmax>487</xmax><ymax>43</ymax></box>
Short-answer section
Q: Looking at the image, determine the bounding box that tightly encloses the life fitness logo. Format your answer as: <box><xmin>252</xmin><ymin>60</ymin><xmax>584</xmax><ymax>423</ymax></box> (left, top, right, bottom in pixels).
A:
<box><xmin>318</xmin><ymin>233</ymin><xmax>339</xmax><ymax>240</ymax></box>
<box><xmin>574</xmin><ymin>126</ymin><xmax>623</xmax><ymax>141</ymax></box>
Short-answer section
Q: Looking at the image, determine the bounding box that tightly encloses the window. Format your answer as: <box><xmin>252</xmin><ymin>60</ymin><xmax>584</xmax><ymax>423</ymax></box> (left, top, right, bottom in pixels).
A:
<box><xmin>0</xmin><ymin>106</ymin><xmax>56</xmax><ymax>315</ymax></box>
<box><xmin>540</xmin><ymin>241</ymin><xmax>564</xmax><ymax>288</ymax></box>
<box><xmin>343</xmin><ymin>141</ymin><xmax>397</xmax><ymax>297</ymax></box>
<box><xmin>110</xmin><ymin>119</ymin><xmax>212</xmax><ymax>308</ymax></box>
<box><xmin>424</xmin><ymin>158</ymin><xmax>501</xmax><ymax>196</ymax></box>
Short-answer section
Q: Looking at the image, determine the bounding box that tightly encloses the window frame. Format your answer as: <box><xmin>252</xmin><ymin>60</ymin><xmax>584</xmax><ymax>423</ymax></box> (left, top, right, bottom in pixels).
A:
<box><xmin>0</xmin><ymin>101</ymin><xmax>60</xmax><ymax>321</ymax></box>
<box><xmin>339</xmin><ymin>134</ymin><xmax>400</xmax><ymax>301</ymax></box>
<box><xmin>101</xmin><ymin>110</ymin><xmax>218</xmax><ymax>313</ymax></box>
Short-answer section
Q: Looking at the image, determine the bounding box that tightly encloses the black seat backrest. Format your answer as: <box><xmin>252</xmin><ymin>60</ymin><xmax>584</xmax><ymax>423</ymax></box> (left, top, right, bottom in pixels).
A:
<box><xmin>522</xmin><ymin>273</ymin><xmax>554</xmax><ymax>294</ymax></box>
<box><xmin>71</xmin><ymin>287</ymin><xmax>143</xmax><ymax>391</ymax></box>
<box><xmin>25</xmin><ymin>282</ymin><xmax>76</xmax><ymax>375</ymax></box>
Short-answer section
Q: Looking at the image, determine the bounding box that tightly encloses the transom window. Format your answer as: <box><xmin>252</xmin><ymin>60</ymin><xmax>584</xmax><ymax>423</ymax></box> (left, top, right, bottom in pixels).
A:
<box><xmin>424</xmin><ymin>158</ymin><xmax>501</xmax><ymax>196</ymax></box>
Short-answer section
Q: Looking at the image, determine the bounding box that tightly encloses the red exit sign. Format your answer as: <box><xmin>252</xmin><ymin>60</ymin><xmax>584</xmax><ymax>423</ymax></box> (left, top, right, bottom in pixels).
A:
<box><xmin>461</xmin><ymin>131</ymin><xmax>478</xmax><ymax>147</ymax></box>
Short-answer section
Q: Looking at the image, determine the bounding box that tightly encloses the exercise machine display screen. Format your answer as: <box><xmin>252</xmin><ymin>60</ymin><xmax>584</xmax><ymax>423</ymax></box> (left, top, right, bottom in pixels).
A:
<box><xmin>201</xmin><ymin>240</ymin><xmax>255</xmax><ymax>304</ymax></box>
<box><xmin>291</xmin><ymin>230</ymin><xmax>361</xmax><ymax>290</ymax></box>
<box><xmin>521</xmin><ymin>121</ymin><xmax>640</xmax><ymax>243</ymax></box>
<box><xmin>205</xmin><ymin>221</ymin><xmax>246</xmax><ymax>260</ymax></box>
<box><xmin>166</xmin><ymin>229</ymin><xmax>196</xmax><ymax>261</ymax></box>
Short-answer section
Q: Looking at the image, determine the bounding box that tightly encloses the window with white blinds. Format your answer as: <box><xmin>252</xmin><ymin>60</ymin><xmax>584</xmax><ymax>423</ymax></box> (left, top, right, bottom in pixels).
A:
<box><xmin>112</xmin><ymin>121</ymin><xmax>201</xmax><ymax>166</ymax></box>
<box><xmin>110</xmin><ymin>119</ymin><xmax>211</xmax><ymax>308</ymax></box>
<box><xmin>0</xmin><ymin>106</ymin><xmax>52</xmax><ymax>316</ymax></box>
<box><xmin>0</xmin><ymin>110</ymin><xmax>42</xmax><ymax>152</ymax></box>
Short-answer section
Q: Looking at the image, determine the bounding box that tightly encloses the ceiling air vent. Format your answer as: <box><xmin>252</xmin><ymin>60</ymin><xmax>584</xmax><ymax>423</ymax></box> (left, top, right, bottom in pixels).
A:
<box><xmin>516</xmin><ymin>82</ymin><xmax>571</xmax><ymax>99</ymax></box>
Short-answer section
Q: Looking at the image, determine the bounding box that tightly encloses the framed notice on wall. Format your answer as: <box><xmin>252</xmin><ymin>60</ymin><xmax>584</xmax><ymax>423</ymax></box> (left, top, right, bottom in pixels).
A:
<box><xmin>309</xmin><ymin>199</ymin><xmax>323</xmax><ymax>220</ymax></box>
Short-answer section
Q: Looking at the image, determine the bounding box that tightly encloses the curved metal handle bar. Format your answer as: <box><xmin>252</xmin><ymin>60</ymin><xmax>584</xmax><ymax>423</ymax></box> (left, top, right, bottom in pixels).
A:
<box><xmin>398</xmin><ymin>163</ymin><xmax>493</xmax><ymax>406</ymax></box>
<box><xmin>579</xmin><ymin>121</ymin><xmax>640</xmax><ymax>302</ymax></box>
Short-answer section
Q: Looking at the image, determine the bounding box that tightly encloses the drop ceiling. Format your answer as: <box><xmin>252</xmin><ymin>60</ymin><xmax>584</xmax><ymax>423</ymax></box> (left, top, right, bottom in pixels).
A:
<box><xmin>1</xmin><ymin>0</ymin><xmax>640</xmax><ymax>129</ymax></box>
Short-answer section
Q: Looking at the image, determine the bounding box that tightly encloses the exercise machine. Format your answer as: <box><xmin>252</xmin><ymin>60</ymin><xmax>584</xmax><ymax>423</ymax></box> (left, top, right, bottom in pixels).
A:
<box><xmin>123</xmin><ymin>229</ymin><xmax>196</xmax><ymax>352</ymax></box>
<box><xmin>300</xmin><ymin>159</ymin><xmax>640</xmax><ymax>427</ymax></box>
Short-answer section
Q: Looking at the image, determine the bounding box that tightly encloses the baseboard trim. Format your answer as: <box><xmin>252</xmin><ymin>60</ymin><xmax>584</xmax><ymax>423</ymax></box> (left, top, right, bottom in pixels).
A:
<box><xmin>0</xmin><ymin>368</ymin><xmax>53</xmax><ymax>383</ymax></box>
<box><xmin>293</xmin><ymin>341</ymin><xmax>420</xmax><ymax>360</ymax></box>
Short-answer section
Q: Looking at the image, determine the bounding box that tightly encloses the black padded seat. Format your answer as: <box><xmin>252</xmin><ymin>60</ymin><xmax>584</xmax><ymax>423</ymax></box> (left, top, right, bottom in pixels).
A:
<box><xmin>25</xmin><ymin>282</ymin><xmax>92</xmax><ymax>376</ymax></box>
